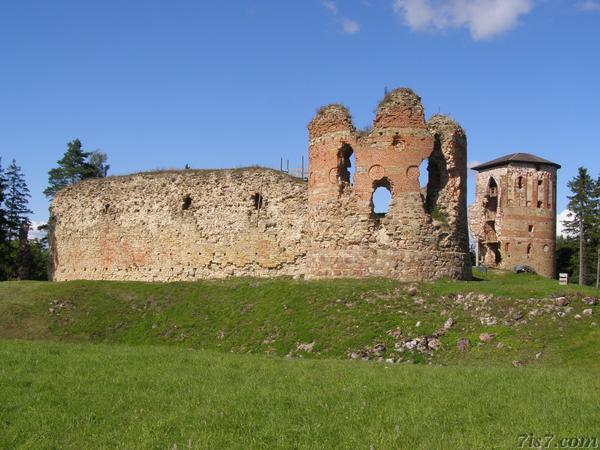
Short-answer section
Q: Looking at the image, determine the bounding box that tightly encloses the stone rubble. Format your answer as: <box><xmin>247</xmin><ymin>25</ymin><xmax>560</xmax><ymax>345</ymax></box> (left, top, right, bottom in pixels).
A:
<box><xmin>339</xmin><ymin>290</ymin><xmax>596</xmax><ymax>365</ymax></box>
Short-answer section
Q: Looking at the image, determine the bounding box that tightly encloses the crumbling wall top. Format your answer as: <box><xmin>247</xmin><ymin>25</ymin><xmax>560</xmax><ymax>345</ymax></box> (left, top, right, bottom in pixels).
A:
<box><xmin>427</xmin><ymin>115</ymin><xmax>467</xmax><ymax>171</ymax></box>
<box><xmin>53</xmin><ymin>166</ymin><xmax>305</xmax><ymax>201</ymax></box>
<box><xmin>308</xmin><ymin>104</ymin><xmax>355</xmax><ymax>139</ymax></box>
<box><xmin>373</xmin><ymin>88</ymin><xmax>425</xmax><ymax>129</ymax></box>
<box><xmin>427</xmin><ymin>114</ymin><xmax>465</xmax><ymax>136</ymax></box>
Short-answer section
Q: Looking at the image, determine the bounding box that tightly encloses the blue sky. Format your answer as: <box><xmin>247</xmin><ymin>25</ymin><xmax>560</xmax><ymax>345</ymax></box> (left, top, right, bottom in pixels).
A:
<box><xmin>1</xmin><ymin>0</ymin><xmax>598</xmax><ymax>227</ymax></box>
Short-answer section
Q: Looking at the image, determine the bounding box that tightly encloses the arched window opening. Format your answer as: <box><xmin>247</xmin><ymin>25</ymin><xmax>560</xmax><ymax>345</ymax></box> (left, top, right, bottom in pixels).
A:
<box><xmin>488</xmin><ymin>177</ymin><xmax>498</xmax><ymax>197</ymax></box>
<box><xmin>182</xmin><ymin>195</ymin><xmax>192</xmax><ymax>210</ymax></box>
<box><xmin>517</xmin><ymin>176</ymin><xmax>524</xmax><ymax>190</ymax></box>
<box><xmin>251</xmin><ymin>193</ymin><xmax>263</xmax><ymax>210</ymax></box>
<box><xmin>505</xmin><ymin>242</ymin><xmax>510</xmax><ymax>253</ymax></box>
<box><xmin>485</xmin><ymin>177</ymin><xmax>498</xmax><ymax>221</ymax></box>
<box><xmin>494</xmin><ymin>247</ymin><xmax>502</xmax><ymax>264</ymax></box>
<box><xmin>528</xmin><ymin>224</ymin><xmax>534</xmax><ymax>233</ymax></box>
<box><xmin>419</xmin><ymin>158</ymin><xmax>429</xmax><ymax>189</ymax></box>
<box><xmin>371</xmin><ymin>178</ymin><xmax>392</xmax><ymax>217</ymax></box>
<box><xmin>337</xmin><ymin>144</ymin><xmax>355</xmax><ymax>186</ymax></box>
<box><xmin>422</xmin><ymin>138</ymin><xmax>446</xmax><ymax>216</ymax></box>
<box><xmin>527</xmin><ymin>244</ymin><xmax>533</xmax><ymax>257</ymax></box>
<box><xmin>484</xmin><ymin>222</ymin><xmax>497</xmax><ymax>242</ymax></box>
<box><xmin>483</xmin><ymin>243</ymin><xmax>501</xmax><ymax>266</ymax></box>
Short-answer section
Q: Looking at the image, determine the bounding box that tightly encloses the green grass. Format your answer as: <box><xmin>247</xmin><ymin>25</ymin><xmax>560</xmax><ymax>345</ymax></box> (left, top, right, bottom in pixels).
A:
<box><xmin>1</xmin><ymin>339</ymin><xmax>598</xmax><ymax>449</ymax></box>
<box><xmin>0</xmin><ymin>272</ymin><xmax>598</xmax><ymax>367</ymax></box>
<box><xmin>0</xmin><ymin>273</ymin><xmax>599</xmax><ymax>448</ymax></box>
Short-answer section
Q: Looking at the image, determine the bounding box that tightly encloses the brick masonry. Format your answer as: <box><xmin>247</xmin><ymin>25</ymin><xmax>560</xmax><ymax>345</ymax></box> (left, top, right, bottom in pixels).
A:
<box><xmin>469</xmin><ymin>162</ymin><xmax>558</xmax><ymax>278</ymax></box>
<box><xmin>50</xmin><ymin>88</ymin><xmax>472</xmax><ymax>282</ymax></box>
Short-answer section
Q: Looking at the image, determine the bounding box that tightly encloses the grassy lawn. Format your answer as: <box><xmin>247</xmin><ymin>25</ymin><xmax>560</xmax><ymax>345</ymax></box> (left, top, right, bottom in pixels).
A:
<box><xmin>1</xmin><ymin>339</ymin><xmax>598</xmax><ymax>449</ymax></box>
<box><xmin>0</xmin><ymin>272</ymin><xmax>598</xmax><ymax>448</ymax></box>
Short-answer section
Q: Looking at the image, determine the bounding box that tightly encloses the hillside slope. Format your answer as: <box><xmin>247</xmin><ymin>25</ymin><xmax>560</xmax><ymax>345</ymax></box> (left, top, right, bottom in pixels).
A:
<box><xmin>0</xmin><ymin>272</ymin><xmax>598</xmax><ymax>367</ymax></box>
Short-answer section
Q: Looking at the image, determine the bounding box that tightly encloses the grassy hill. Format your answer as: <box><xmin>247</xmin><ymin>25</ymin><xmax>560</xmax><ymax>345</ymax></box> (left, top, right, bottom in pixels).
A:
<box><xmin>1</xmin><ymin>272</ymin><xmax>599</xmax><ymax>448</ymax></box>
<box><xmin>0</xmin><ymin>272</ymin><xmax>598</xmax><ymax>367</ymax></box>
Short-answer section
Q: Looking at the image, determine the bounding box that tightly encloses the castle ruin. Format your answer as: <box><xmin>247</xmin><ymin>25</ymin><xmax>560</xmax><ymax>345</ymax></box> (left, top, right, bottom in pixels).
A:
<box><xmin>469</xmin><ymin>153</ymin><xmax>560</xmax><ymax>278</ymax></box>
<box><xmin>49</xmin><ymin>88</ymin><xmax>472</xmax><ymax>282</ymax></box>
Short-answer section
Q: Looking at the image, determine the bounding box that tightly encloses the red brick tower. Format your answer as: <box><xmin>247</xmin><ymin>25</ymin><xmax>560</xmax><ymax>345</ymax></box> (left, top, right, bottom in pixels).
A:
<box><xmin>470</xmin><ymin>153</ymin><xmax>560</xmax><ymax>278</ymax></box>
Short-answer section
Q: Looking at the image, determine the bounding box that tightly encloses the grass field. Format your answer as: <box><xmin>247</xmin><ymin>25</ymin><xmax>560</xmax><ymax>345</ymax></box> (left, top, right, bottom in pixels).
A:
<box><xmin>1</xmin><ymin>339</ymin><xmax>599</xmax><ymax>449</ymax></box>
<box><xmin>0</xmin><ymin>272</ymin><xmax>599</xmax><ymax>448</ymax></box>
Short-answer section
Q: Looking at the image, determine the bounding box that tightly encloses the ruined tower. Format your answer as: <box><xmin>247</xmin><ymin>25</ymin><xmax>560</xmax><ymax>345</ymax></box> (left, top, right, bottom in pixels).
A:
<box><xmin>306</xmin><ymin>88</ymin><xmax>472</xmax><ymax>280</ymax></box>
<box><xmin>469</xmin><ymin>153</ymin><xmax>561</xmax><ymax>278</ymax></box>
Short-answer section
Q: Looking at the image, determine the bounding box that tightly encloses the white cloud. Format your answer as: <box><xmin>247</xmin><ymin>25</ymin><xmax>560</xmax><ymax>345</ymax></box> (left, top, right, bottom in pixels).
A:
<box><xmin>557</xmin><ymin>209</ymin><xmax>573</xmax><ymax>237</ymax></box>
<box><xmin>468</xmin><ymin>160</ymin><xmax>481</xmax><ymax>169</ymax></box>
<box><xmin>342</xmin><ymin>18</ymin><xmax>361</xmax><ymax>34</ymax></box>
<box><xmin>393</xmin><ymin>0</ymin><xmax>534</xmax><ymax>40</ymax></box>
<box><xmin>323</xmin><ymin>0</ymin><xmax>360</xmax><ymax>34</ymax></box>
<box><xmin>579</xmin><ymin>1</ymin><xmax>600</xmax><ymax>11</ymax></box>
<box><xmin>323</xmin><ymin>0</ymin><xmax>338</xmax><ymax>14</ymax></box>
<box><xmin>28</xmin><ymin>221</ymin><xmax>47</xmax><ymax>241</ymax></box>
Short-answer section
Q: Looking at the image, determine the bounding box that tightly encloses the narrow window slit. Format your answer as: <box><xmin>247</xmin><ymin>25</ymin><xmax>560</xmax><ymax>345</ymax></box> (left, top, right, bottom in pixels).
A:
<box><xmin>252</xmin><ymin>193</ymin><xmax>263</xmax><ymax>210</ymax></box>
<box><xmin>182</xmin><ymin>195</ymin><xmax>192</xmax><ymax>210</ymax></box>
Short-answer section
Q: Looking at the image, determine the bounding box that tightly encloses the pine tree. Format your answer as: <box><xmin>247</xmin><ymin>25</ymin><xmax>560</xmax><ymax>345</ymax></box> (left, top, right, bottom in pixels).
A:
<box><xmin>4</xmin><ymin>159</ymin><xmax>32</xmax><ymax>242</ymax></box>
<box><xmin>44</xmin><ymin>140</ymin><xmax>109</xmax><ymax>199</ymax></box>
<box><xmin>593</xmin><ymin>175</ymin><xmax>600</xmax><ymax>288</ymax></box>
<box><xmin>562</xmin><ymin>167</ymin><xmax>599</xmax><ymax>285</ymax></box>
<box><xmin>15</xmin><ymin>222</ymin><xmax>32</xmax><ymax>280</ymax></box>
<box><xmin>44</xmin><ymin>139</ymin><xmax>90</xmax><ymax>198</ymax></box>
<box><xmin>0</xmin><ymin>158</ymin><xmax>9</xmax><ymax>280</ymax></box>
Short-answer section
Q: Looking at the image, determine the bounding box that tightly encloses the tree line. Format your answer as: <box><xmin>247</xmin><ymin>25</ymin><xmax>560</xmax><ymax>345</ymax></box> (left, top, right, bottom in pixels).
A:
<box><xmin>0</xmin><ymin>140</ymin><xmax>108</xmax><ymax>280</ymax></box>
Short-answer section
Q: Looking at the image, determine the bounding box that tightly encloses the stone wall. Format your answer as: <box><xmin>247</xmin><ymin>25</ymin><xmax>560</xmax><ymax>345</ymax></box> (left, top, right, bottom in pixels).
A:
<box><xmin>50</xmin><ymin>168</ymin><xmax>308</xmax><ymax>281</ymax></box>
<box><xmin>50</xmin><ymin>87</ymin><xmax>472</xmax><ymax>282</ymax></box>
<box><xmin>469</xmin><ymin>163</ymin><xmax>557</xmax><ymax>278</ymax></box>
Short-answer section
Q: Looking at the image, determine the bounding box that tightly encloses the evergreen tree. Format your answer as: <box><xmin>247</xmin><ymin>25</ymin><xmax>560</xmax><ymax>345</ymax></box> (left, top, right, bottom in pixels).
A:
<box><xmin>28</xmin><ymin>238</ymin><xmax>49</xmax><ymax>280</ymax></box>
<box><xmin>556</xmin><ymin>235</ymin><xmax>577</xmax><ymax>280</ymax></box>
<box><xmin>44</xmin><ymin>140</ymin><xmax>110</xmax><ymax>199</ymax></box>
<box><xmin>562</xmin><ymin>167</ymin><xmax>599</xmax><ymax>285</ymax></box>
<box><xmin>0</xmin><ymin>158</ymin><xmax>9</xmax><ymax>280</ymax></box>
<box><xmin>4</xmin><ymin>159</ymin><xmax>32</xmax><ymax>242</ymax></box>
<box><xmin>44</xmin><ymin>139</ymin><xmax>89</xmax><ymax>198</ymax></box>
<box><xmin>593</xmin><ymin>175</ymin><xmax>600</xmax><ymax>287</ymax></box>
<box><xmin>15</xmin><ymin>222</ymin><xmax>32</xmax><ymax>280</ymax></box>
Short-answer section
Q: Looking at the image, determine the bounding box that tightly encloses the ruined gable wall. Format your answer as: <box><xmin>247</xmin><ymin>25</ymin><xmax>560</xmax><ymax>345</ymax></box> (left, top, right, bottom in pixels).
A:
<box><xmin>305</xmin><ymin>89</ymin><xmax>471</xmax><ymax>281</ymax></box>
<box><xmin>50</xmin><ymin>168</ymin><xmax>308</xmax><ymax>281</ymax></box>
<box><xmin>469</xmin><ymin>166</ymin><xmax>508</xmax><ymax>245</ymax></box>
